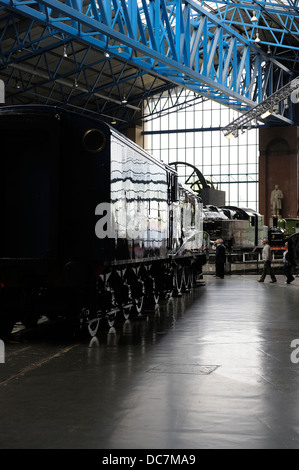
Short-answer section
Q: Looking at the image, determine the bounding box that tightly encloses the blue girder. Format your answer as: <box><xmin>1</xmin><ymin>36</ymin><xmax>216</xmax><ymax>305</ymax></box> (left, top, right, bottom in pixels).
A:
<box><xmin>0</xmin><ymin>0</ymin><xmax>298</xmax><ymax>124</ymax></box>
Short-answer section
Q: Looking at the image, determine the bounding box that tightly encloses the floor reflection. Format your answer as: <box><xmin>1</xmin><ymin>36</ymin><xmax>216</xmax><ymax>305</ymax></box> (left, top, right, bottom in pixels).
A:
<box><xmin>87</xmin><ymin>294</ymin><xmax>191</xmax><ymax>349</ymax></box>
<box><xmin>10</xmin><ymin>288</ymin><xmax>202</xmax><ymax>353</ymax></box>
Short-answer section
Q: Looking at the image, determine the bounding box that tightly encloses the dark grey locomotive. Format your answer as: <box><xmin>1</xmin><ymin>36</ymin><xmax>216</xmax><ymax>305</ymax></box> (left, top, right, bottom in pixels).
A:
<box><xmin>0</xmin><ymin>105</ymin><xmax>206</xmax><ymax>337</ymax></box>
<box><xmin>203</xmin><ymin>205</ymin><xmax>267</xmax><ymax>251</ymax></box>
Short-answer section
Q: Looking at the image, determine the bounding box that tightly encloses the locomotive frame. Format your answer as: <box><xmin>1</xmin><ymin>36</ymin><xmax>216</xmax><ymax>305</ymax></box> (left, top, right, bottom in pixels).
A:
<box><xmin>0</xmin><ymin>105</ymin><xmax>206</xmax><ymax>338</ymax></box>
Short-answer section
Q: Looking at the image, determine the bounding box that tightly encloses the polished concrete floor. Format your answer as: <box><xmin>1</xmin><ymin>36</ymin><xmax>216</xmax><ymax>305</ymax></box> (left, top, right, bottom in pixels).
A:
<box><xmin>1</xmin><ymin>273</ymin><xmax>299</xmax><ymax>449</ymax></box>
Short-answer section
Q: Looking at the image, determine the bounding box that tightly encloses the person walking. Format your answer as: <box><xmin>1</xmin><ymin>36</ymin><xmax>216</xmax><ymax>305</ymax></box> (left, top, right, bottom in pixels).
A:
<box><xmin>214</xmin><ymin>239</ymin><xmax>226</xmax><ymax>279</ymax></box>
<box><xmin>283</xmin><ymin>241</ymin><xmax>295</xmax><ymax>284</ymax></box>
<box><xmin>258</xmin><ymin>238</ymin><xmax>277</xmax><ymax>283</ymax></box>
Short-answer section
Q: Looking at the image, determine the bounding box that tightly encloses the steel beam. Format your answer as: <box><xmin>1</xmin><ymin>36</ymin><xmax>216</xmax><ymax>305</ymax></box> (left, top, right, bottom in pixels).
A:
<box><xmin>0</xmin><ymin>0</ymin><xmax>298</xmax><ymax>122</ymax></box>
<box><xmin>0</xmin><ymin>0</ymin><xmax>296</xmax><ymax>114</ymax></box>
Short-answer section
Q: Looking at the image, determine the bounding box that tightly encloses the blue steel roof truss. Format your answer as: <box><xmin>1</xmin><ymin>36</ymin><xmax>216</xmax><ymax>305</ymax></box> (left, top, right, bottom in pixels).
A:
<box><xmin>0</xmin><ymin>0</ymin><xmax>298</xmax><ymax>127</ymax></box>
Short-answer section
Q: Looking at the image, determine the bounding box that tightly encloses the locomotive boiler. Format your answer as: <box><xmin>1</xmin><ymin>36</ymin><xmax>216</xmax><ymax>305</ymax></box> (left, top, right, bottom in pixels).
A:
<box><xmin>0</xmin><ymin>105</ymin><xmax>206</xmax><ymax>337</ymax></box>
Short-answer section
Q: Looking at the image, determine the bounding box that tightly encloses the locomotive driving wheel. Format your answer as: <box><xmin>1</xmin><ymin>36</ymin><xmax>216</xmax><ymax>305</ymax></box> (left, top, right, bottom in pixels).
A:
<box><xmin>123</xmin><ymin>301</ymin><xmax>134</xmax><ymax>320</ymax></box>
<box><xmin>183</xmin><ymin>264</ymin><xmax>193</xmax><ymax>292</ymax></box>
<box><xmin>109</xmin><ymin>269</ymin><xmax>134</xmax><ymax>321</ymax></box>
<box><xmin>173</xmin><ymin>262</ymin><xmax>184</xmax><ymax>296</ymax></box>
<box><xmin>134</xmin><ymin>295</ymin><xmax>144</xmax><ymax>314</ymax></box>
<box><xmin>87</xmin><ymin>315</ymin><xmax>101</xmax><ymax>337</ymax></box>
<box><xmin>124</xmin><ymin>267</ymin><xmax>145</xmax><ymax>316</ymax></box>
<box><xmin>93</xmin><ymin>272</ymin><xmax>120</xmax><ymax>331</ymax></box>
<box><xmin>138</xmin><ymin>264</ymin><xmax>160</xmax><ymax>307</ymax></box>
<box><xmin>106</xmin><ymin>308</ymin><xmax>120</xmax><ymax>327</ymax></box>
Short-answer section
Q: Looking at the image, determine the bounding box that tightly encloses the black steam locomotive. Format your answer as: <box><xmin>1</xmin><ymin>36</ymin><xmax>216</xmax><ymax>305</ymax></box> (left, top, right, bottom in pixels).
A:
<box><xmin>0</xmin><ymin>105</ymin><xmax>206</xmax><ymax>337</ymax></box>
<box><xmin>203</xmin><ymin>205</ymin><xmax>267</xmax><ymax>251</ymax></box>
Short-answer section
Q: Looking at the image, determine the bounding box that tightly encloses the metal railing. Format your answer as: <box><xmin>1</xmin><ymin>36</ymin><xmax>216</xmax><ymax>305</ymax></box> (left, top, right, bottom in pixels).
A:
<box><xmin>204</xmin><ymin>250</ymin><xmax>285</xmax><ymax>275</ymax></box>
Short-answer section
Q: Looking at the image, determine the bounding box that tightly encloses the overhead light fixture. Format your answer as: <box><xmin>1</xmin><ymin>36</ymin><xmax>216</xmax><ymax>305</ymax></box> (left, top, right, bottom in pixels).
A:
<box><xmin>267</xmin><ymin>45</ymin><xmax>271</xmax><ymax>54</ymax></box>
<box><xmin>104</xmin><ymin>52</ymin><xmax>110</xmax><ymax>58</ymax></box>
<box><xmin>225</xmin><ymin>132</ymin><xmax>234</xmax><ymax>139</ymax></box>
<box><xmin>255</xmin><ymin>32</ymin><xmax>260</xmax><ymax>44</ymax></box>
<box><xmin>225</xmin><ymin>130</ymin><xmax>238</xmax><ymax>139</ymax></box>
<box><xmin>251</xmin><ymin>11</ymin><xmax>258</xmax><ymax>23</ymax></box>
<box><xmin>74</xmin><ymin>78</ymin><xmax>79</xmax><ymax>88</ymax></box>
<box><xmin>261</xmin><ymin>109</ymin><xmax>273</xmax><ymax>119</ymax></box>
<box><xmin>63</xmin><ymin>45</ymin><xmax>68</xmax><ymax>58</ymax></box>
<box><xmin>15</xmin><ymin>79</ymin><xmax>21</xmax><ymax>89</ymax></box>
<box><xmin>121</xmin><ymin>96</ymin><xmax>127</xmax><ymax>104</ymax></box>
<box><xmin>111</xmin><ymin>120</ymin><xmax>116</xmax><ymax>125</ymax></box>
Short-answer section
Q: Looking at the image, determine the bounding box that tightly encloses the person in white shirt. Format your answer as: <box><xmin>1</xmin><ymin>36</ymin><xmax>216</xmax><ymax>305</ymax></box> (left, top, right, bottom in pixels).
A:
<box><xmin>258</xmin><ymin>238</ymin><xmax>277</xmax><ymax>283</ymax></box>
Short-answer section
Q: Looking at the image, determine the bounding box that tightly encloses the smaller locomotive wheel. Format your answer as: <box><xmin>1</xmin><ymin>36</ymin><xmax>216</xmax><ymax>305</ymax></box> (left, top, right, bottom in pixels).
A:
<box><xmin>106</xmin><ymin>309</ymin><xmax>120</xmax><ymax>327</ymax></box>
<box><xmin>88</xmin><ymin>317</ymin><xmax>101</xmax><ymax>337</ymax></box>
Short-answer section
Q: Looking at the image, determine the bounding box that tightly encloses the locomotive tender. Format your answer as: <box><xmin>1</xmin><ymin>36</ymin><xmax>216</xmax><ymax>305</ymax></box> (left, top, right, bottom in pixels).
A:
<box><xmin>0</xmin><ymin>105</ymin><xmax>206</xmax><ymax>337</ymax></box>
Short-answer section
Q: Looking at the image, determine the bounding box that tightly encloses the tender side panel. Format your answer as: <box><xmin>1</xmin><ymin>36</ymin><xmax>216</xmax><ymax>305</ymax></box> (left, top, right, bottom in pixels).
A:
<box><xmin>0</xmin><ymin>112</ymin><xmax>60</xmax><ymax>259</ymax></box>
<box><xmin>109</xmin><ymin>131</ymin><xmax>169</xmax><ymax>261</ymax></box>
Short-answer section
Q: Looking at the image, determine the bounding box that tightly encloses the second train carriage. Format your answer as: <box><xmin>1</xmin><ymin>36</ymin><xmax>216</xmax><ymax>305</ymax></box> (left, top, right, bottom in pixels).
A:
<box><xmin>203</xmin><ymin>205</ymin><xmax>267</xmax><ymax>251</ymax></box>
<box><xmin>169</xmin><ymin>161</ymin><xmax>288</xmax><ymax>253</ymax></box>
<box><xmin>0</xmin><ymin>105</ymin><xmax>206</xmax><ymax>337</ymax></box>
